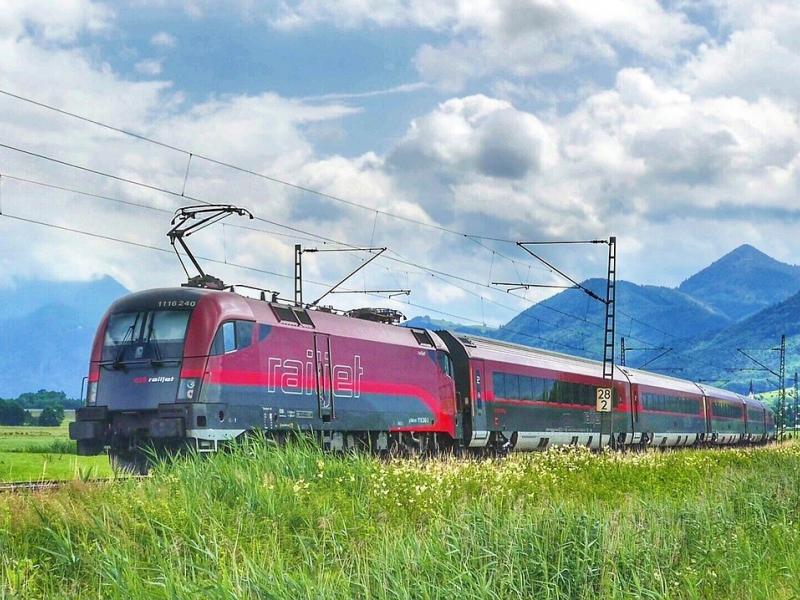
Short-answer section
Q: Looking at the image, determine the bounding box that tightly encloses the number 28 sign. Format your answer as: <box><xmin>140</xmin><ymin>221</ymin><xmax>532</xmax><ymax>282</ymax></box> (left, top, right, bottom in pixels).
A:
<box><xmin>596</xmin><ymin>387</ymin><xmax>613</xmax><ymax>412</ymax></box>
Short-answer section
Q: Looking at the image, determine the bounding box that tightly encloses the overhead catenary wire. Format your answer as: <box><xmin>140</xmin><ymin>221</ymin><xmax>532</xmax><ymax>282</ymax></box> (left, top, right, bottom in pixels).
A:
<box><xmin>0</xmin><ymin>167</ymin><xmax>685</xmax><ymax>358</ymax></box>
<box><xmin>0</xmin><ymin>88</ymin><xmax>556</xmax><ymax>284</ymax></box>
<box><xmin>0</xmin><ymin>210</ymin><xmax>512</xmax><ymax>328</ymax></box>
<box><xmin>0</xmin><ymin>88</ymin><xmax>524</xmax><ymax>244</ymax></box>
<box><xmin>0</xmin><ymin>164</ymin><xmax>595</xmax><ymax>335</ymax></box>
<box><xmin>0</xmin><ymin>87</ymin><xmax>724</xmax><ymax>361</ymax></box>
<box><xmin>0</xmin><ymin>139</ymin><xmax>546</xmax><ymax>295</ymax></box>
<box><xmin>0</xmin><ymin>199</ymin><xmax>717</xmax><ymax>362</ymax></box>
<box><xmin>0</xmin><ymin>179</ymin><xmax>590</xmax><ymax>353</ymax></box>
<box><xmin>0</xmin><ymin>138</ymin><xmax>731</xmax><ymax>378</ymax></box>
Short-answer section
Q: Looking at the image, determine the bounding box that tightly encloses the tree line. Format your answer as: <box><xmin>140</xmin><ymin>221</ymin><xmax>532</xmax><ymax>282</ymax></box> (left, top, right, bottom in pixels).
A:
<box><xmin>0</xmin><ymin>390</ymin><xmax>75</xmax><ymax>427</ymax></box>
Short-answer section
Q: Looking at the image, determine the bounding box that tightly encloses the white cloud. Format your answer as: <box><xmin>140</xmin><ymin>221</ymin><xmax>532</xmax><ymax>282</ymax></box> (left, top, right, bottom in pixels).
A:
<box><xmin>299</xmin><ymin>82</ymin><xmax>428</xmax><ymax>102</ymax></box>
<box><xmin>0</xmin><ymin>0</ymin><xmax>112</xmax><ymax>42</ymax></box>
<box><xmin>150</xmin><ymin>31</ymin><xmax>176</xmax><ymax>47</ymax></box>
<box><xmin>266</xmin><ymin>0</ymin><xmax>455</xmax><ymax>30</ymax></box>
<box><xmin>262</xmin><ymin>0</ymin><xmax>705</xmax><ymax>91</ymax></box>
<box><xmin>390</xmin><ymin>95</ymin><xmax>557</xmax><ymax>181</ymax></box>
<box><xmin>681</xmin><ymin>29</ymin><xmax>800</xmax><ymax>100</ymax></box>
<box><xmin>134</xmin><ymin>58</ymin><xmax>163</xmax><ymax>75</ymax></box>
<box><xmin>4</xmin><ymin>0</ymin><xmax>800</xmax><ymax>328</ymax></box>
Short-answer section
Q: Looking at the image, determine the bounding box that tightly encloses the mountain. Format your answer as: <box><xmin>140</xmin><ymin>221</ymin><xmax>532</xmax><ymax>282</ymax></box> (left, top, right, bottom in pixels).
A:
<box><xmin>495</xmin><ymin>279</ymin><xmax>731</xmax><ymax>358</ymax></box>
<box><xmin>674</xmin><ymin>289</ymin><xmax>800</xmax><ymax>393</ymax></box>
<box><xmin>403</xmin><ymin>316</ymin><xmax>492</xmax><ymax>338</ymax></box>
<box><xmin>678</xmin><ymin>244</ymin><xmax>800</xmax><ymax>321</ymax></box>
<box><xmin>2</xmin><ymin>244</ymin><xmax>798</xmax><ymax>398</ymax></box>
<box><xmin>0</xmin><ymin>277</ymin><xmax>128</xmax><ymax>398</ymax></box>
<box><xmin>407</xmin><ymin>244</ymin><xmax>800</xmax><ymax>393</ymax></box>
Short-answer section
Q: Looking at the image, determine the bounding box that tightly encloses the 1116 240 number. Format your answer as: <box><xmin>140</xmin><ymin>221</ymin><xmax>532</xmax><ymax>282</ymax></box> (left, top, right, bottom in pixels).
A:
<box><xmin>156</xmin><ymin>300</ymin><xmax>197</xmax><ymax>308</ymax></box>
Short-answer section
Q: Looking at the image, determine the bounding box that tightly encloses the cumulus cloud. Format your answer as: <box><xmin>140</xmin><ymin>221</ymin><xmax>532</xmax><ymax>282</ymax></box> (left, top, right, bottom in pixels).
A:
<box><xmin>134</xmin><ymin>58</ymin><xmax>163</xmax><ymax>75</ymax></box>
<box><xmin>262</xmin><ymin>0</ymin><xmax>704</xmax><ymax>91</ymax></box>
<box><xmin>150</xmin><ymin>31</ymin><xmax>176</xmax><ymax>47</ymax></box>
<box><xmin>682</xmin><ymin>29</ymin><xmax>800</xmax><ymax>100</ymax></box>
<box><xmin>390</xmin><ymin>95</ymin><xmax>557</xmax><ymax>181</ymax></box>
<box><xmin>4</xmin><ymin>0</ymin><xmax>800</xmax><ymax>327</ymax></box>
<box><xmin>0</xmin><ymin>0</ymin><xmax>112</xmax><ymax>42</ymax></box>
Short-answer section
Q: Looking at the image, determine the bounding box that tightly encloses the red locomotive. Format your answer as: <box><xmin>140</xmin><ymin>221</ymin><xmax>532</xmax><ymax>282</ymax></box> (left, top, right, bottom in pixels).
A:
<box><xmin>70</xmin><ymin>286</ymin><xmax>776</xmax><ymax>470</ymax></box>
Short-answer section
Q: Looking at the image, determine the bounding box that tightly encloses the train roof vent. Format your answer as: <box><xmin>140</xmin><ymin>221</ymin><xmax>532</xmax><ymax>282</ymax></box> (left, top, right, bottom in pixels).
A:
<box><xmin>272</xmin><ymin>305</ymin><xmax>299</xmax><ymax>325</ymax></box>
<box><xmin>458</xmin><ymin>336</ymin><xmax>477</xmax><ymax>348</ymax></box>
<box><xmin>271</xmin><ymin>304</ymin><xmax>315</xmax><ymax>328</ymax></box>
<box><xmin>345</xmin><ymin>307</ymin><xmax>405</xmax><ymax>325</ymax></box>
<box><xmin>295</xmin><ymin>309</ymin><xmax>315</xmax><ymax>327</ymax></box>
<box><xmin>411</xmin><ymin>328</ymin><xmax>435</xmax><ymax>347</ymax></box>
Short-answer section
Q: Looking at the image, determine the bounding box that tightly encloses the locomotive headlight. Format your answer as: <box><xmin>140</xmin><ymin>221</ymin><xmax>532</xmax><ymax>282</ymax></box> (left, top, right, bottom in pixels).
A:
<box><xmin>177</xmin><ymin>378</ymin><xmax>201</xmax><ymax>402</ymax></box>
<box><xmin>86</xmin><ymin>381</ymin><xmax>98</xmax><ymax>406</ymax></box>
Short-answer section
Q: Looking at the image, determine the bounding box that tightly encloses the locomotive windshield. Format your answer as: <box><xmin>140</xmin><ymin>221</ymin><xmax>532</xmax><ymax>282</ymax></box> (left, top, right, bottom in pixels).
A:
<box><xmin>102</xmin><ymin>310</ymin><xmax>191</xmax><ymax>362</ymax></box>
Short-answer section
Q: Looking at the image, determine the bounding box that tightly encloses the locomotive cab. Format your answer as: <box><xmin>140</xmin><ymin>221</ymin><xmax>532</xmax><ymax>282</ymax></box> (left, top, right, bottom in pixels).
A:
<box><xmin>69</xmin><ymin>288</ymin><xmax>224</xmax><ymax>460</ymax></box>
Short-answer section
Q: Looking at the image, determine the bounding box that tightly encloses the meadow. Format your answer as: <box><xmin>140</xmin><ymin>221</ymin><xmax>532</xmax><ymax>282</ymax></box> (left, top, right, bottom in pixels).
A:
<box><xmin>1</xmin><ymin>440</ymin><xmax>799</xmax><ymax>599</ymax></box>
<box><xmin>0</xmin><ymin>419</ymin><xmax>111</xmax><ymax>482</ymax></box>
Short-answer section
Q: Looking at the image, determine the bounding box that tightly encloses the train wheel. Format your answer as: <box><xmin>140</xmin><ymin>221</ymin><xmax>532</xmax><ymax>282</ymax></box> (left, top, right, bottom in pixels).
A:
<box><xmin>76</xmin><ymin>439</ymin><xmax>104</xmax><ymax>456</ymax></box>
<box><xmin>108</xmin><ymin>449</ymin><xmax>150</xmax><ymax>475</ymax></box>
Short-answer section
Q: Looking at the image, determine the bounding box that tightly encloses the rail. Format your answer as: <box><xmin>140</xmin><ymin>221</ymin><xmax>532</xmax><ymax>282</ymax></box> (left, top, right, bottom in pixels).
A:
<box><xmin>0</xmin><ymin>476</ymin><xmax>142</xmax><ymax>494</ymax></box>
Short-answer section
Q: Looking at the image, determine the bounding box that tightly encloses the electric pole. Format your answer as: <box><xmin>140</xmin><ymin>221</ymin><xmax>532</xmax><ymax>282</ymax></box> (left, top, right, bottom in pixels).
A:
<box><xmin>601</xmin><ymin>237</ymin><xmax>617</xmax><ymax>448</ymax></box>
<box><xmin>793</xmin><ymin>371</ymin><xmax>798</xmax><ymax>436</ymax></box>
<box><xmin>779</xmin><ymin>334</ymin><xmax>786</xmax><ymax>440</ymax></box>
<box><xmin>294</xmin><ymin>244</ymin><xmax>303</xmax><ymax>305</ymax></box>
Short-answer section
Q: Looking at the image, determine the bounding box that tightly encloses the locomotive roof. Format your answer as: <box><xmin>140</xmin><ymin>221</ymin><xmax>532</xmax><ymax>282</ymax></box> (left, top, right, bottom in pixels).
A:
<box><xmin>111</xmin><ymin>287</ymin><xmax>449</xmax><ymax>352</ymax></box>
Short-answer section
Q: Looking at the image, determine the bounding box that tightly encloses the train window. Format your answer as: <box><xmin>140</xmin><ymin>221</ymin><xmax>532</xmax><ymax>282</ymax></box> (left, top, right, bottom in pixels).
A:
<box><xmin>436</xmin><ymin>351</ymin><xmax>454</xmax><ymax>377</ymax></box>
<box><xmin>272</xmin><ymin>305</ymin><xmax>299</xmax><ymax>325</ymax></box>
<box><xmin>519</xmin><ymin>376</ymin><xmax>533</xmax><ymax>401</ymax></box>
<box><xmin>210</xmin><ymin>320</ymin><xmax>254</xmax><ymax>355</ymax></box>
<box><xmin>712</xmin><ymin>401</ymin><xmax>742</xmax><ymax>419</ymax></box>
<box><xmin>105</xmin><ymin>312</ymin><xmax>142</xmax><ymax>347</ymax></box>
<box><xmin>222</xmin><ymin>322</ymin><xmax>236</xmax><ymax>353</ymax></box>
<box><xmin>549</xmin><ymin>381</ymin><xmax>562</xmax><ymax>403</ymax></box>
<box><xmin>235</xmin><ymin>321</ymin><xmax>254</xmax><ymax>350</ymax></box>
<box><xmin>506</xmin><ymin>375</ymin><xmax>520</xmax><ymax>399</ymax></box>
<box><xmin>147</xmin><ymin>311</ymin><xmax>191</xmax><ymax>343</ymax></box>
<box><xmin>258</xmin><ymin>324</ymin><xmax>271</xmax><ymax>341</ymax></box>
<box><xmin>531</xmin><ymin>378</ymin><xmax>544</xmax><ymax>401</ymax></box>
<box><xmin>493</xmin><ymin>372</ymin><xmax>505</xmax><ymax>398</ymax></box>
<box><xmin>642</xmin><ymin>392</ymin><xmax>699</xmax><ymax>415</ymax></box>
<box><xmin>543</xmin><ymin>378</ymin><xmax>555</xmax><ymax>402</ymax></box>
<box><xmin>492</xmin><ymin>371</ymin><xmax>596</xmax><ymax>405</ymax></box>
<box><xmin>579</xmin><ymin>385</ymin><xmax>594</xmax><ymax>406</ymax></box>
<box><xmin>411</xmin><ymin>329</ymin><xmax>434</xmax><ymax>347</ymax></box>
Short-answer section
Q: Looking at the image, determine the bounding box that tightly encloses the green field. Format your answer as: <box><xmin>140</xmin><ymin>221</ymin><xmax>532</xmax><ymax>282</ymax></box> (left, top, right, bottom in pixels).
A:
<box><xmin>1</xmin><ymin>440</ymin><xmax>800</xmax><ymax>598</ymax></box>
<box><xmin>0</xmin><ymin>420</ymin><xmax>112</xmax><ymax>482</ymax></box>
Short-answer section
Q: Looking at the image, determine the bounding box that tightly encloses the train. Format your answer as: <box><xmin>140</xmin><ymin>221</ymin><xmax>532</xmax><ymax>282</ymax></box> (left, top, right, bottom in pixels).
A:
<box><xmin>69</xmin><ymin>286</ymin><xmax>777</xmax><ymax>470</ymax></box>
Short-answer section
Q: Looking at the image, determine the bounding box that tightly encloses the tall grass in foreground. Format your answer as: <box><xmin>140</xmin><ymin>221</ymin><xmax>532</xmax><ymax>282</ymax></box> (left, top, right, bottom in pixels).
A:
<box><xmin>2</xmin><ymin>441</ymin><xmax>800</xmax><ymax>599</ymax></box>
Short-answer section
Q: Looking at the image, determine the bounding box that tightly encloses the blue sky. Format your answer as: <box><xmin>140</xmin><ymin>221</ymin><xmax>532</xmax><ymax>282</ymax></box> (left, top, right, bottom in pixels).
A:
<box><xmin>1</xmin><ymin>1</ymin><xmax>800</xmax><ymax>327</ymax></box>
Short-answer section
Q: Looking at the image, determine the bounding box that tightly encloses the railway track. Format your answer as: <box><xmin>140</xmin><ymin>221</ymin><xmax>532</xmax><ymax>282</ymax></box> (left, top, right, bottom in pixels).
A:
<box><xmin>0</xmin><ymin>476</ymin><xmax>139</xmax><ymax>494</ymax></box>
<box><xmin>0</xmin><ymin>479</ymin><xmax>77</xmax><ymax>493</ymax></box>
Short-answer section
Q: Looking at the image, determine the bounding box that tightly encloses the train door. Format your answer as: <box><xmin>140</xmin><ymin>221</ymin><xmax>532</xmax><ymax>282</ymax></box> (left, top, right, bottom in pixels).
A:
<box><xmin>468</xmin><ymin>360</ymin><xmax>489</xmax><ymax>447</ymax></box>
<box><xmin>314</xmin><ymin>334</ymin><xmax>334</xmax><ymax>422</ymax></box>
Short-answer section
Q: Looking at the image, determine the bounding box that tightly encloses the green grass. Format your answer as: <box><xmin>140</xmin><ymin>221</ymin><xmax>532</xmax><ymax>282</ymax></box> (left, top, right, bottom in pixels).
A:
<box><xmin>0</xmin><ymin>419</ymin><xmax>112</xmax><ymax>482</ymax></box>
<box><xmin>1</xmin><ymin>441</ymin><xmax>800</xmax><ymax>598</ymax></box>
<box><xmin>0</xmin><ymin>451</ymin><xmax>111</xmax><ymax>483</ymax></box>
<box><xmin>0</xmin><ymin>422</ymin><xmax>73</xmax><ymax>453</ymax></box>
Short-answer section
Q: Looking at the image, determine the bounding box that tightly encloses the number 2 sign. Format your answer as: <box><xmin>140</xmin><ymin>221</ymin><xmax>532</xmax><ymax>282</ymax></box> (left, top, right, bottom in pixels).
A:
<box><xmin>596</xmin><ymin>387</ymin><xmax>612</xmax><ymax>412</ymax></box>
